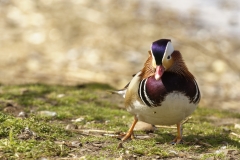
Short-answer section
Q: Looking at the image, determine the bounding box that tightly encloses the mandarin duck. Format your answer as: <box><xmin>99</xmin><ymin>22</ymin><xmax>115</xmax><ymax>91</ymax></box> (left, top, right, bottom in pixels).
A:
<box><xmin>116</xmin><ymin>39</ymin><xmax>200</xmax><ymax>144</ymax></box>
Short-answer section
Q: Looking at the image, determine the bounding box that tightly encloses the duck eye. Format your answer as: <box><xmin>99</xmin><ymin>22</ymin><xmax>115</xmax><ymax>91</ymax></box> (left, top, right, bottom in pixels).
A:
<box><xmin>167</xmin><ymin>55</ymin><xmax>171</xmax><ymax>59</ymax></box>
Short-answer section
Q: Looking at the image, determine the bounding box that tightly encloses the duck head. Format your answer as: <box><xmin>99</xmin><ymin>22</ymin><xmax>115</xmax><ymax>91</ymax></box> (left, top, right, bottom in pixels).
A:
<box><xmin>150</xmin><ymin>39</ymin><xmax>174</xmax><ymax>80</ymax></box>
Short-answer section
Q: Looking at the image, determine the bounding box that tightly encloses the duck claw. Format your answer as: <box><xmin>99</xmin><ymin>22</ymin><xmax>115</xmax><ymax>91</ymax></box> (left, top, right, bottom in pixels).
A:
<box><xmin>121</xmin><ymin>132</ymin><xmax>135</xmax><ymax>141</ymax></box>
<box><xmin>170</xmin><ymin>137</ymin><xmax>183</xmax><ymax>145</ymax></box>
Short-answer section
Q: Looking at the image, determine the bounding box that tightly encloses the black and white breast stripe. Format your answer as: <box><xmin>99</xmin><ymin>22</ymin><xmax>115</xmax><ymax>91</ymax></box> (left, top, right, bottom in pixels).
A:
<box><xmin>138</xmin><ymin>79</ymin><xmax>154</xmax><ymax>107</ymax></box>
<box><xmin>192</xmin><ymin>79</ymin><xmax>201</xmax><ymax>104</ymax></box>
<box><xmin>138</xmin><ymin>76</ymin><xmax>201</xmax><ymax>107</ymax></box>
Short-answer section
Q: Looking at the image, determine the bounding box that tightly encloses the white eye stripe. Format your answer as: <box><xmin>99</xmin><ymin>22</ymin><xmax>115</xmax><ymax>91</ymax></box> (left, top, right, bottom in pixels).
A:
<box><xmin>165</xmin><ymin>42</ymin><xmax>174</xmax><ymax>57</ymax></box>
<box><xmin>150</xmin><ymin>41</ymin><xmax>174</xmax><ymax>64</ymax></box>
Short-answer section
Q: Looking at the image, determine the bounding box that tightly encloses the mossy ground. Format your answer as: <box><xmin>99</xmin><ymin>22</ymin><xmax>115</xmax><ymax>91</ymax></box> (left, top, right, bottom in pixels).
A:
<box><xmin>0</xmin><ymin>83</ymin><xmax>239</xmax><ymax>159</ymax></box>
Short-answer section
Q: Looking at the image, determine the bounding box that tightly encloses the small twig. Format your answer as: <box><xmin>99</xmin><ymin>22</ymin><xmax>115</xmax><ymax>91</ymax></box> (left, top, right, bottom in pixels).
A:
<box><xmin>194</xmin><ymin>138</ymin><xmax>212</xmax><ymax>147</ymax></box>
<box><xmin>230</xmin><ymin>132</ymin><xmax>240</xmax><ymax>138</ymax></box>
<box><xmin>77</xmin><ymin>129</ymin><xmax>116</xmax><ymax>134</ymax></box>
<box><xmin>103</xmin><ymin>133</ymin><xmax>120</xmax><ymax>138</ymax></box>
<box><xmin>135</xmin><ymin>135</ymin><xmax>152</xmax><ymax>139</ymax></box>
<box><xmin>155</xmin><ymin>125</ymin><xmax>177</xmax><ymax>129</ymax></box>
<box><xmin>181</xmin><ymin>116</ymin><xmax>192</xmax><ymax>124</ymax></box>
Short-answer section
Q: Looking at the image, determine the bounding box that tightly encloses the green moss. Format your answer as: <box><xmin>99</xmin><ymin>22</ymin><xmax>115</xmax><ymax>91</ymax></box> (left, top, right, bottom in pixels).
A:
<box><xmin>0</xmin><ymin>83</ymin><xmax>239</xmax><ymax>159</ymax></box>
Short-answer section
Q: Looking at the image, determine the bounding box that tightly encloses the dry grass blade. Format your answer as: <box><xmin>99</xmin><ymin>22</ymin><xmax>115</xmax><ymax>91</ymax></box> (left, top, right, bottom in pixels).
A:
<box><xmin>182</xmin><ymin>116</ymin><xmax>192</xmax><ymax>124</ymax></box>
<box><xmin>77</xmin><ymin>129</ymin><xmax>117</xmax><ymax>134</ymax></box>
<box><xmin>230</xmin><ymin>132</ymin><xmax>240</xmax><ymax>138</ymax></box>
<box><xmin>155</xmin><ymin>125</ymin><xmax>177</xmax><ymax>129</ymax></box>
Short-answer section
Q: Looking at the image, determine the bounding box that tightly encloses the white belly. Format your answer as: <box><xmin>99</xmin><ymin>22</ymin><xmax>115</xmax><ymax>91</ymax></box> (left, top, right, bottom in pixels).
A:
<box><xmin>127</xmin><ymin>92</ymin><xmax>197</xmax><ymax>125</ymax></box>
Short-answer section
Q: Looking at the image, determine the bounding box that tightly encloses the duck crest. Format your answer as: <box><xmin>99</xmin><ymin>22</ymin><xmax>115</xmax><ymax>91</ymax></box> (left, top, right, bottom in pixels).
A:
<box><xmin>139</xmin><ymin>51</ymin><xmax>155</xmax><ymax>79</ymax></box>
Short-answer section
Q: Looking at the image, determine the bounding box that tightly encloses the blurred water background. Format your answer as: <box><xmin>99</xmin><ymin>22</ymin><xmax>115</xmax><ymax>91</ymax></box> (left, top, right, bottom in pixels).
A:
<box><xmin>0</xmin><ymin>0</ymin><xmax>239</xmax><ymax>112</ymax></box>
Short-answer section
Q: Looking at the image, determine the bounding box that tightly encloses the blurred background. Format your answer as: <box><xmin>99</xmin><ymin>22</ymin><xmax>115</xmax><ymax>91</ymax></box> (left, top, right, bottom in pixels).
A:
<box><xmin>0</xmin><ymin>0</ymin><xmax>239</xmax><ymax>112</ymax></box>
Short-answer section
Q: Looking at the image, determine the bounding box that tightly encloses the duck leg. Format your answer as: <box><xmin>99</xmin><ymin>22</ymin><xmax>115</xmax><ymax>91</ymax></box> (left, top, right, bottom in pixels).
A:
<box><xmin>171</xmin><ymin>122</ymin><xmax>183</xmax><ymax>144</ymax></box>
<box><xmin>121</xmin><ymin>116</ymin><xmax>138</xmax><ymax>141</ymax></box>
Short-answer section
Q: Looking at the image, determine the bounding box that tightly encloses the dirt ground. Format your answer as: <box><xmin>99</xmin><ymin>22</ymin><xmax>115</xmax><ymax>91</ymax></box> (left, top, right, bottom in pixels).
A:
<box><xmin>0</xmin><ymin>0</ymin><xmax>240</xmax><ymax>114</ymax></box>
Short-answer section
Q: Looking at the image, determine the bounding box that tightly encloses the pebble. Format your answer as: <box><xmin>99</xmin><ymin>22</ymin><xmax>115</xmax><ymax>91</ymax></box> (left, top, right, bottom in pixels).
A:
<box><xmin>37</xmin><ymin>111</ymin><xmax>57</xmax><ymax>117</ymax></box>
<box><xmin>133</xmin><ymin>121</ymin><xmax>155</xmax><ymax>132</ymax></box>
<box><xmin>18</xmin><ymin>111</ymin><xmax>27</xmax><ymax>118</ymax></box>
<box><xmin>65</xmin><ymin>124</ymin><xmax>78</xmax><ymax>130</ymax></box>
<box><xmin>220</xmin><ymin>146</ymin><xmax>227</xmax><ymax>150</ymax></box>
<box><xmin>178</xmin><ymin>152</ymin><xmax>186</xmax><ymax>157</ymax></box>
<box><xmin>79</xmin><ymin>156</ymin><xmax>86</xmax><ymax>160</ymax></box>
<box><xmin>215</xmin><ymin>146</ymin><xmax>228</xmax><ymax>156</ymax></box>
<box><xmin>38</xmin><ymin>158</ymin><xmax>48</xmax><ymax>160</ymax></box>
<box><xmin>3</xmin><ymin>107</ymin><xmax>17</xmax><ymax>113</ymax></box>
<box><xmin>57</xmin><ymin>94</ymin><xmax>65</xmax><ymax>98</ymax></box>
<box><xmin>222</xmin><ymin>127</ymin><xmax>231</xmax><ymax>133</ymax></box>
<box><xmin>168</xmin><ymin>150</ymin><xmax>178</xmax><ymax>156</ymax></box>
<box><xmin>18</xmin><ymin>127</ymin><xmax>37</xmax><ymax>139</ymax></box>
<box><xmin>234</xmin><ymin>123</ymin><xmax>240</xmax><ymax>129</ymax></box>
<box><xmin>71</xmin><ymin>117</ymin><xmax>84</xmax><ymax>122</ymax></box>
<box><xmin>69</xmin><ymin>141</ymin><xmax>82</xmax><ymax>148</ymax></box>
<box><xmin>125</xmin><ymin>150</ymin><xmax>130</xmax><ymax>154</ymax></box>
<box><xmin>132</xmin><ymin>154</ymin><xmax>138</xmax><ymax>158</ymax></box>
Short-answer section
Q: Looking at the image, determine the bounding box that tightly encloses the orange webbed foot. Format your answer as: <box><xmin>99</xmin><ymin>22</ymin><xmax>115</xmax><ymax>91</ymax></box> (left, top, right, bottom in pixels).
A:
<box><xmin>121</xmin><ymin>116</ymin><xmax>138</xmax><ymax>142</ymax></box>
<box><xmin>171</xmin><ymin>136</ymin><xmax>183</xmax><ymax>145</ymax></box>
<box><xmin>121</xmin><ymin>131</ymin><xmax>135</xmax><ymax>141</ymax></box>
<box><xmin>170</xmin><ymin>122</ymin><xmax>183</xmax><ymax>145</ymax></box>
